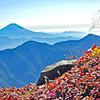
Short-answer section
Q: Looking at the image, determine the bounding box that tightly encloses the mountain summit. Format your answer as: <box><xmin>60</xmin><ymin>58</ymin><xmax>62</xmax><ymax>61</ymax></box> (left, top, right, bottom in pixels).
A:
<box><xmin>0</xmin><ymin>23</ymin><xmax>49</xmax><ymax>38</ymax></box>
<box><xmin>0</xmin><ymin>23</ymin><xmax>87</xmax><ymax>38</ymax></box>
<box><xmin>0</xmin><ymin>23</ymin><xmax>34</xmax><ymax>38</ymax></box>
<box><xmin>1</xmin><ymin>23</ymin><xmax>25</xmax><ymax>30</ymax></box>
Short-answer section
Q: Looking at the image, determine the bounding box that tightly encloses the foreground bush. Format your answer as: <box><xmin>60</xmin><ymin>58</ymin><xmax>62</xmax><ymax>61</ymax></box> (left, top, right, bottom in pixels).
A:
<box><xmin>0</xmin><ymin>44</ymin><xmax>100</xmax><ymax>100</ymax></box>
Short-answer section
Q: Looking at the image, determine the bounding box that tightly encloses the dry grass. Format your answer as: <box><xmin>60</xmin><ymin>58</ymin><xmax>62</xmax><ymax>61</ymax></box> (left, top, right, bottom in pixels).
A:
<box><xmin>21</xmin><ymin>91</ymin><xmax>32</xmax><ymax>100</ymax></box>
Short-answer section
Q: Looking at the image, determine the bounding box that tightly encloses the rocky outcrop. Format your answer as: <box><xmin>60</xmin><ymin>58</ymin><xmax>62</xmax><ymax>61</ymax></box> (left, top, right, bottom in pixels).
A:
<box><xmin>37</xmin><ymin>60</ymin><xmax>77</xmax><ymax>86</ymax></box>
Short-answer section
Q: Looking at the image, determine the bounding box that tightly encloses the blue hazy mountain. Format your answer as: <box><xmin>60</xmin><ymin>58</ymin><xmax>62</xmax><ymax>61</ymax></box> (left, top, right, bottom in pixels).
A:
<box><xmin>0</xmin><ymin>34</ymin><xmax>99</xmax><ymax>88</ymax></box>
<box><xmin>56</xmin><ymin>31</ymin><xmax>87</xmax><ymax>38</ymax></box>
<box><xmin>0</xmin><ymin>36</ymin><xmax>79</xmax><ymax>50</ymax></box>
<box><xmin>30</xmin><ymin>36</ymin><xmax>79</xmax><ymax>45</ymax></box>
<box><xmin>0</xmin><ymin>23</ymin><xmax>86</xmax><ymax>50</ymax></box>
<box><xmin>0</xmin><ymin>23</ymin><xmax>53</xmax><ymax>38</ymax></box>
<box><xmin>0</xmin><ymin>41</ymin><xmax>72</xmax><ymax>88</ymax></box>
<box><xmin>0</xmin><ymin>36</ymin><xmax>28</xmax><ymax>50</ymax></box>
<box><xmin>0</xmin><ymin>23</ymin><xmax>86</xmax><ymax>38</ymax></box>
<box><xmin>54</xmin><ymin>34</ymin><xmax>100</xmax><ymax>52</ymax></box>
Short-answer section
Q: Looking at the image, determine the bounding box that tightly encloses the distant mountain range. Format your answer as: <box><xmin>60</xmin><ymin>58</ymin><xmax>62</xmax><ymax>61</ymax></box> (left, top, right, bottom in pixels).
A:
<box><xmin>0</xmin><ymin>23</ymin><xmax>87</xmax><ymax>38</ymax></box>
<box><xmin>0</xmin><ymin>23</ymin><xmax>87</xmax><ymax>50</ymax></box>
<box><xmin>0</xmin><ymin>36</ymin><xmax>27</xmax><ymax>50</ymax></box>
<box><xmin>30</xmin><ymin>36</ymin><xmax>79</xmax><ymax>45</ymax></box>
<box><xmin>0</xmin><ymin>23</ymin><xmax>48</xmax><ymax>38</ymax></box>
<box><xmin>0</xmin><ymin>36</ymin><xmax>79</xmax><ymax>50</ymax></box>
<box><xmin>0</xmin><ymin>33</ymin><xmax>100</xmax><ymax>88</ymax></box>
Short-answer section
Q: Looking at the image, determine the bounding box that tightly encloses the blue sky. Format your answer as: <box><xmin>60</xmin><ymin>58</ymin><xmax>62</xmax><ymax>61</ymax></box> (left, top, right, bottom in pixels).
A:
<box><xmin>0</xmin><ymin>0</ymin><xmax>100</xmax><ymax>33</ymax></box>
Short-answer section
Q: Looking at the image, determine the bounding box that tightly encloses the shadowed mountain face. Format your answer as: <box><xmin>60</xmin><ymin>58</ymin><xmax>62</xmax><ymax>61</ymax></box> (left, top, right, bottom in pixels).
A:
<box><xmin>54</xmin><ymin>34</ymin><xmax>100</xmax><ymax>53</ymax></box>
<box><xmin>0</xmin><ymin>34</ymin><xmax>100</xmax><ymax>88</ymax></box>
<box><xmin>0</xmin><ymin>41</ymin><xmax>70</xmax><ymax>88</ymax></box>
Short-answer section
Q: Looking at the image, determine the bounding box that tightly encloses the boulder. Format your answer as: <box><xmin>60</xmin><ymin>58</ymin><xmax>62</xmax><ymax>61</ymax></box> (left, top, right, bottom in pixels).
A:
<box><xmin>37</xmin><ymin>60</ymin><xmax>77</xmax><ymax>86</ymax></box>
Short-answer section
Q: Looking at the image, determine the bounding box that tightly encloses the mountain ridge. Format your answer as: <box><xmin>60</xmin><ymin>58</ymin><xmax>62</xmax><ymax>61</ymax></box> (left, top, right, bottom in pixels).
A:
<box><xmin>0</xmin><ymin>23</ymin><xmax>87</xmax><ymax>38</ymax></box>
<box><xmin>0</xmin><ymin>33</ymin><xmax>100</xmax><ymax>88</ymax></box>
<box><xmin>0</xmin><ymin>23</ymin><xmax>49</xmax><ymax>38</ymax></box>
<box><xmin>0</xmin><ymin>35</ymin><xmax>79</xmax><ymax>50</ymax></box>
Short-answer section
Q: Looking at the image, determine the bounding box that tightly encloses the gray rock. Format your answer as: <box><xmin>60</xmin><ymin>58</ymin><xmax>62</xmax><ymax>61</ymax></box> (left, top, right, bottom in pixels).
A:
<box><xmin>37</xmin><ymin>60</ymin><xmax>77</xmax><ymax>86</ymax></box>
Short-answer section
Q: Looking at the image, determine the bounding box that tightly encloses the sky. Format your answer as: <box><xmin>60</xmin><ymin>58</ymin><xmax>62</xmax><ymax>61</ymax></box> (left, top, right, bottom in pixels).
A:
<box><xmin>0</xmin><ymin>0</ymin><xmax>100</xmax><ymax>34</ymax></box>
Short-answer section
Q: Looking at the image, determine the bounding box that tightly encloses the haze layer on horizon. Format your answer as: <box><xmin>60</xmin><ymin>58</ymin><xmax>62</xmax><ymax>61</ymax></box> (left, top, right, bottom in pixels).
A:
<box><xmin>0</xmin><ymin>0</ymin><xmax>100</xmax><ymax>35</ymax></box>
